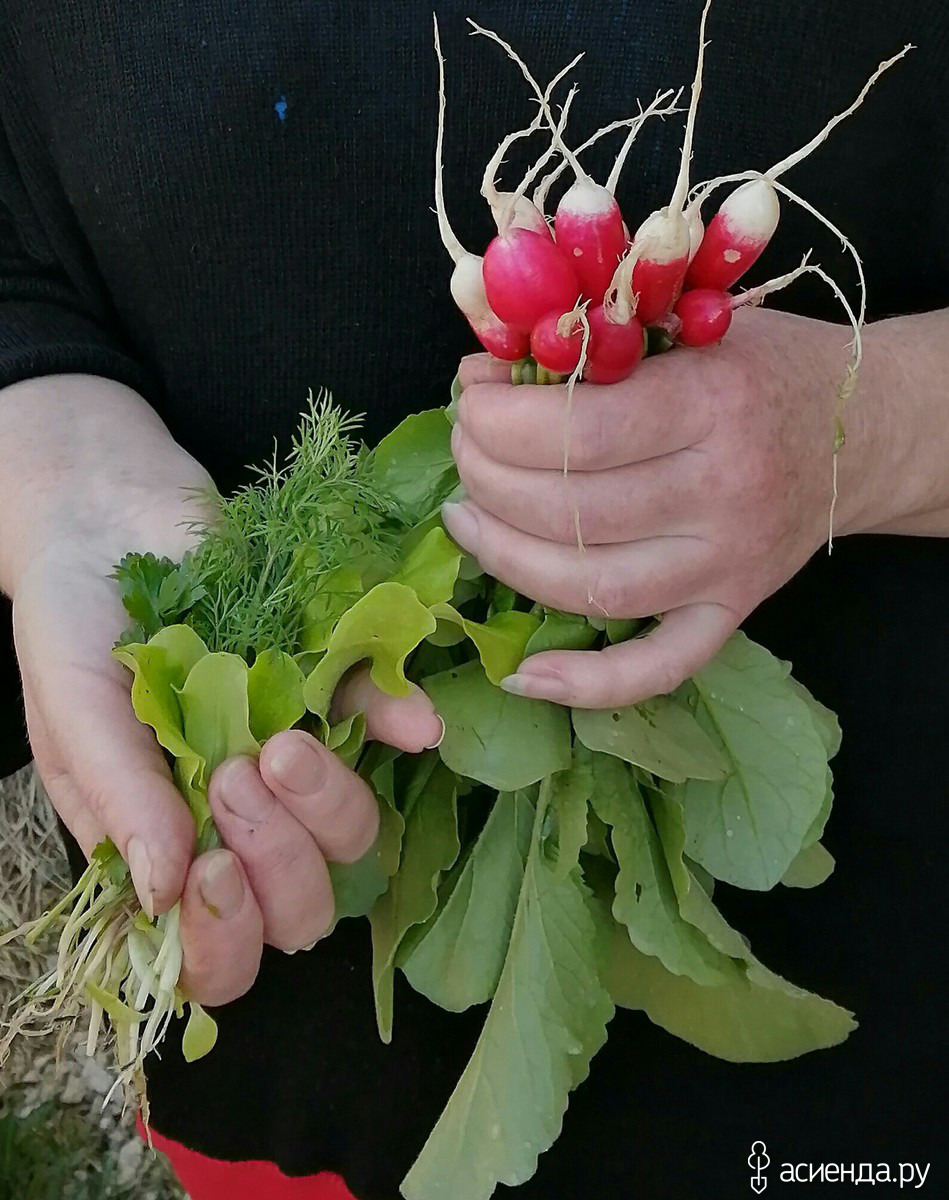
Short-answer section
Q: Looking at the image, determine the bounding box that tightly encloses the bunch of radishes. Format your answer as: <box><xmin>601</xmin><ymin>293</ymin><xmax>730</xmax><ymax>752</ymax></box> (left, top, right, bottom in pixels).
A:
<box><xmin>435</xmin><ymin>5</ymin><xmax>910</xmax><ymax>389</ymax></box>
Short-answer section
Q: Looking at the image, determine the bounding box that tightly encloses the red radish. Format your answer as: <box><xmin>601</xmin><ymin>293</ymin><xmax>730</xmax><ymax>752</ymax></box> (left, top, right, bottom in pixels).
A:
<box><xmin>685</xmin><ymin>44</ymin><xmax>911</xmax><ymax>292</ymax></box>
<box><xmin>673</xmin><ymin>288</ymin><xmax>732</xmax><ymax>346</ymax></box>
<box><xmin>531</xmin><ymin>309</ymin><xmax>583</xmax><ymax>374</ymax></box>
<box><xmin>584</xmin><ymin>304</ymin><xmax>645</xmax><ymax>384</ymax></box>
<box><xmin>554</xmin><ymin>179</ymin><xmax>626</xmax><ymax>303</ymax></box>
<box><xmin>629</xmin><ymin>209</ymin><xmax>692</xmax><ymax>322</ymax></box>
<box><xmin>685</xmin><ymin>177</ymin><xmax>779</xmax><ymax>290</ymax></box>
<box><xmin>482</xmin><ymin>228</ymin><xmax>580</xmax><ymax>332</ymax></box>
<box><xmin>432</xmin><ymin>17</ymin><xmax>529</xmax><ymax>359</ymax></box>
<box><xmin>608</xmin><ymin>1</ymin><xmax>711</xmax><ymax>326</ymax></box>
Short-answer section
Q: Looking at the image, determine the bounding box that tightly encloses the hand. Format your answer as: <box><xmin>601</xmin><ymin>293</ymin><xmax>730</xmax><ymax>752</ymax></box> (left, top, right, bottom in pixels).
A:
<box><xmin>14</xmin><ymin>515</ymin><xmax>442</xmax><ymax>1007</ymax></box>
<box><xmin>444</xmin><ymin>307</ymin><xmax>887</xmax><ymax>709</ymax></box>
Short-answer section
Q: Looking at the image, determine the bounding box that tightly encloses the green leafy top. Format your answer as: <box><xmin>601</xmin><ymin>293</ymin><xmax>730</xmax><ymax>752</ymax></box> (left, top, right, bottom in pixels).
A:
<box><xmin>117</xmin><ymin>392</ymin><xmax>403</xmax><ymax>658</ymax></box>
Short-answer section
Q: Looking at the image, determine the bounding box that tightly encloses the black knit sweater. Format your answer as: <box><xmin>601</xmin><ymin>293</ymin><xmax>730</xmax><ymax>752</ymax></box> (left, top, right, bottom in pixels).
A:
<box><xmin>2</xmin><ymin>2</ymin><xmax>947</xmax><ymax>1195</ymax></box>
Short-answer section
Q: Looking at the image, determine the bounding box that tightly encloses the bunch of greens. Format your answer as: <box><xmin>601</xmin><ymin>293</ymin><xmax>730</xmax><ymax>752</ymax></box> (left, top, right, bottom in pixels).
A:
<box><xmin>1</xmin><ymin>390</ymin><xmax>853</xmax><ymax>1200</ymax></box>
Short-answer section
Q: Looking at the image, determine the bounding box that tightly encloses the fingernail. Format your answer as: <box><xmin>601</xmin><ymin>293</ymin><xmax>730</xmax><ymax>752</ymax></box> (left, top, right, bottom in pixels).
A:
<box><xmin>199</xmin><ymin>851</ymin><xmax>244</xmax><ymax>920</ymax></box>
<box><xmin>441</xmin><ymin>502</ymin><xmax>479</xmax><ymax>553</ymax></box>
<box><xmin>425</xmin><ymin>717</ymin><xmax>446</xmax><ymax>750</ymax></box>
<box><xmin>451</xmin><ymin>422</ymin><xmax>463</xmax><ymax>454</ymax></box>
<box><xmin>126</xmin><ymin>836</ymin><xmax>155</xmax><ymax>921</ymax></box>
<box><xmin>218</xmin><ymin>758</ymin><xmax>274</xmax><ymax>823</ymax></box>
<box><xmin>499</xmin><ymin>673</ymin><xmax>568</xmax><ymax>702</ymax></box>
<box><xmin>268</xmin><ymin>740</ymin><xmax>327</xmax><ymax>796</ymax></box>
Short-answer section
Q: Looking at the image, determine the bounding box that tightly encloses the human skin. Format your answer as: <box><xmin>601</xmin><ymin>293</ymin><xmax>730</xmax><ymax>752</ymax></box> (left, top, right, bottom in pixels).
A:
<box><xmin>444</xmin><ymin>306</ymin><xmax>949</xmax><ymax>709</ymax></box>
<box><xmin>0</xmin><ymin>374</ymin><xmax>442</xmax><ymax>1006</ymax></box>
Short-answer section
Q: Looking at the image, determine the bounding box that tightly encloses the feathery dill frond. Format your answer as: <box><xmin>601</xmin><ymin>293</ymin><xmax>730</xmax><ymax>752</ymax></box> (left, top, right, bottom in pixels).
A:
<box><xmin>183</xmin><ymin>390</ymin><xmax>398</xmax><ymax>657</ymax></box>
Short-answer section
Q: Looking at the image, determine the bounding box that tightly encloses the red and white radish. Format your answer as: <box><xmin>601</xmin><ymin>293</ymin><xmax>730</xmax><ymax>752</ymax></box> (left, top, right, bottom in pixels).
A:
<box><xmin>433</xmin><ymin>16</ymin><xmax>529</xmax><ymax>359</ymax></box>
<box><xmin>610</xmin><ymin>0</ymin><xmax>712</xmax><ymax>325</ymax></box>
<box><xmin>554</xmin><ymin>178</ymin><xmax>626</xmax><ymax>303</ymax></box>
<box><xmin>685</xmin><ymin>44</ymin><xmax>912</xmax><ymax>292</ymax></box>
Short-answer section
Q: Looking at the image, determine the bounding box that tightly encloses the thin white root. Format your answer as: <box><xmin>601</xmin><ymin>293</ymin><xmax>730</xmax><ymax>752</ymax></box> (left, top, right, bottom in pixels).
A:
<box><xmin>467</xmin><ymin>19</ymin><xmax>587</xmax><ymax>180</ymax></box>
<box><xmin>606</xmin><ymin>87</ymin><xmax>685</xmax><ymax>194</ymax></box>
<box><xmin>769</xmin><ymin>177</ymin><xmax>868</xmax><ymax>326</ymax></box>
<box><xmin>500</xmin><ymin>87</ymin><xmax>579</xmax><ymax>232</ymax></box>
<box><xmin>533</xmin><ymin>89</ymin><xmax>683</xmax><ymax>216</ymax></box>
<box><xmin>0</xmin><ymin>856</ymin><xmax>194</xmax><ymax>1120</ymax></box>
<box><xmin>481</xmin><ymin>111</ymin><xmax>545</xmax><ymax>207</ymax></box>
<box><xmin>737</xmin><ymin>251</ymin><xmax>863</xmax><ymax>551</ymax></box>
<box><xmin>687</xmin><ymin>44</ymin><xmax>913</xmax><ymax>220</ymax></box>
<box><xmin>557</xmin><ymin>297</ymin><xmax>590</xmax><ymax>339</ymax></box>
<box><xmin>766</xmin><ymin>45</ymin><xmax>913</xmax><ymax>179</ymax></box>
<box><xmin>481</xmin><ymin>51</ymin><xmax>582</xmax><ymax>214</ymax></box>
<box><xmin>558</xmin><ymin>310</ymin><xmax>605</xmax><ymax>612</ymax></box>
<box><xmin>732</xmin><ymin>250</ymin><xmax>814</xmax><ymax>307</ymax></box>
<box><xmin>668</xmin><ymin>0</ymin><xmax>713</xmax><ymax>214</ymax></box>
<box><xmin>603</xmin><ymin>244</ymin><xmax>641</xmax><ymax>324</ymax></box>
<box><xmin>433</xmin><ymin>14</ymin><xmax>465</xmax><ymax>263</ymax></box>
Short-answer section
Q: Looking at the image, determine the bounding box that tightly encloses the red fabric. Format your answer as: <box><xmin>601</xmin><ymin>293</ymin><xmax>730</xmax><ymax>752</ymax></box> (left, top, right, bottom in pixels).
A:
<box><xmin>137</xmin><ymin>1116</ymin><xmax>358</xmax><ymax>1200</ymax></box>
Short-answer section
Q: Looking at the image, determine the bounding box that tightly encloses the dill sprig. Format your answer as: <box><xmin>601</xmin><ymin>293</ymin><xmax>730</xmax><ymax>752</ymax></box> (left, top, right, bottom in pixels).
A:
<box><xmin>178</xmin><ymin>390</ymin><xmax>398</xmax><ymax>658</ymax></box>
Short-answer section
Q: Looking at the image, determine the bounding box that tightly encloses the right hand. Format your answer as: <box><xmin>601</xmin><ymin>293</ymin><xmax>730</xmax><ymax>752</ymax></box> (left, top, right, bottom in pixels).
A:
<box><xmin>10</xmin><ymin>437</ymin><xmax>440</xmax><ymax>1009</ymax></box>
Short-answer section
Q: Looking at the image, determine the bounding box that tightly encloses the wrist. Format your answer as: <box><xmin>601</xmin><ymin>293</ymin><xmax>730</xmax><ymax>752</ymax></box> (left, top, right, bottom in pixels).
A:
<box><xmin>832</xmin><ymin>311</ymin><xmax>949</xmax><ymax>537</ymax></box>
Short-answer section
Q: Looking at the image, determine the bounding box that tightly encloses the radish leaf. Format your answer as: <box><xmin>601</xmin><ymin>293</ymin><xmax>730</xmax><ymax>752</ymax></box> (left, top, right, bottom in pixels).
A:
<box><xmin>402</xmin><ymin>788</ymin><xmax>613</xmax><ymax>1200</ymax></box>
<box><xmin>546</xmin><ymin>755</ymin><xmax>592</xmax><ymax>880</ymax></box>
<box><xmin>675</xmin><ymin>633</ymin><xmax>830</xmax><ymax>890</ymax></box>
<box><xmin>423</xmin><ymin>661</ymin><xmax>571</xmax><ymax>790</ymax></box>
<box><xmin>781</xmin><ymin>842</ymin><xmax>835</xmax><ymax>889</ymax></box>
<box><xmin>372</xmin><ymin>409</ymin><xmax>457</xmax><ymax>524</ymax></box>
<box><xmin>370</xmin><ymin>756</ymin><xmax>459</xmax><ymax>1042</ymax></box>
<box><xmin>572</xmin><ymin>695</ymin><xmax>728</xmax><ymax>782</ymax></box>
<box><xmin>589</xmin><ymin>751</ymin><xmax>740</xmax><ymax>986</ymax></box>
<box><xmin>389</xmin><ymin>526</ymin><xmax>462</xmax><ymax>606</ymax></box>
<box><xmin>400</xmin><ymin>791</ymin><xmax>533</xmax><ymax>1010</ymax></box>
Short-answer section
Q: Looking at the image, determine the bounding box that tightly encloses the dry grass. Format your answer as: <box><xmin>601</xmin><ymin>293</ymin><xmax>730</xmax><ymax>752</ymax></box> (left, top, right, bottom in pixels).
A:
<box><xmin>0</xmin><ymin>765</ymin><xmax>184</xmax><ymax>1200</ymax></box>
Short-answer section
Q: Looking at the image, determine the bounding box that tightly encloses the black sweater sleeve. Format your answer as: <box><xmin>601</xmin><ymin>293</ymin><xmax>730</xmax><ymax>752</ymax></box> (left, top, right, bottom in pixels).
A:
<box><xmin>0</xmin><ymin>119</ymin><xmax>153</xmax><ymax>396</ymax></box>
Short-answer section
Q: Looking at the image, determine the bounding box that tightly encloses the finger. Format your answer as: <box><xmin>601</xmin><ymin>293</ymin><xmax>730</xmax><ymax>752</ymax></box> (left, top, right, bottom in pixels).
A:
<box><xmin>179</xmin><ymin>849</ymin><xmax>264</xmax><ymax>1007</ymax></box>
<box><xmin>332</xmin><ymin>669</ymin><xmax>444</xmax><ymax>753</ymax></box>
<box><xmin>20</xmin><ymin>676</ymin><xmax>105</xmax><ymax>857</ymax></box>
<box><xmin>457</xmin><ymin>355</ymin><xmax>712</xmax><ymax>471</ymax></box>
<box><xmin>38</xmin><ymin>664</ymin><xmax>195</xmax><ymax>919</ymax></box>
<box><xmin>208</xmin><ymin>757</ymin><xmax>335</xmax><ymax>952</ymax></box>
<box><xmin>259</xmin><ymin>729</ymin><xmax>379</xmax><ymax>864</ymax></box>
<box><xmin>501</xmin><ymin>602</ymin><xmax>738</xmax><ymax>708</ymax></box>
<box><xmin>457</xmin><ymin>353</ymin><xmax>514</xmax><ymax>389</ymax></box>
<box><xmin>453</xmin><ymin>423</ymin><xmax>698</xmax><ymax>545</ymax></box>
<box><xmin>441</xmin><ymin>499</ymin><xmax>713</xmax><ymax>620</ymax></box>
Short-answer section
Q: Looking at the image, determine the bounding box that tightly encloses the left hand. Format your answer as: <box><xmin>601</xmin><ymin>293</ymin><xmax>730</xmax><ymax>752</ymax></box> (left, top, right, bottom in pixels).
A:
<box><xmin>444</xmin><ymin>306</ymin><xmax>882</xmax><ymax>708</ymax></box>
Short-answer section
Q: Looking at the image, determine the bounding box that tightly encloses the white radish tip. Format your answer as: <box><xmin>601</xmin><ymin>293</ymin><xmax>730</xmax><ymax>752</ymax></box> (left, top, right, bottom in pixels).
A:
<box><xmin>633</xmin><ymin>208</ymin><xmax>691</xmax><ymax>264</ymax></box>
<box><xmin>558</xmin><ymin>177</ymin><xmax>617</xmax><ymax>217</ymax></box>
<box><xmin>720</xmin><ymin>178</ymin><xmax>781</xmax><ymax>242</ymax></box>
